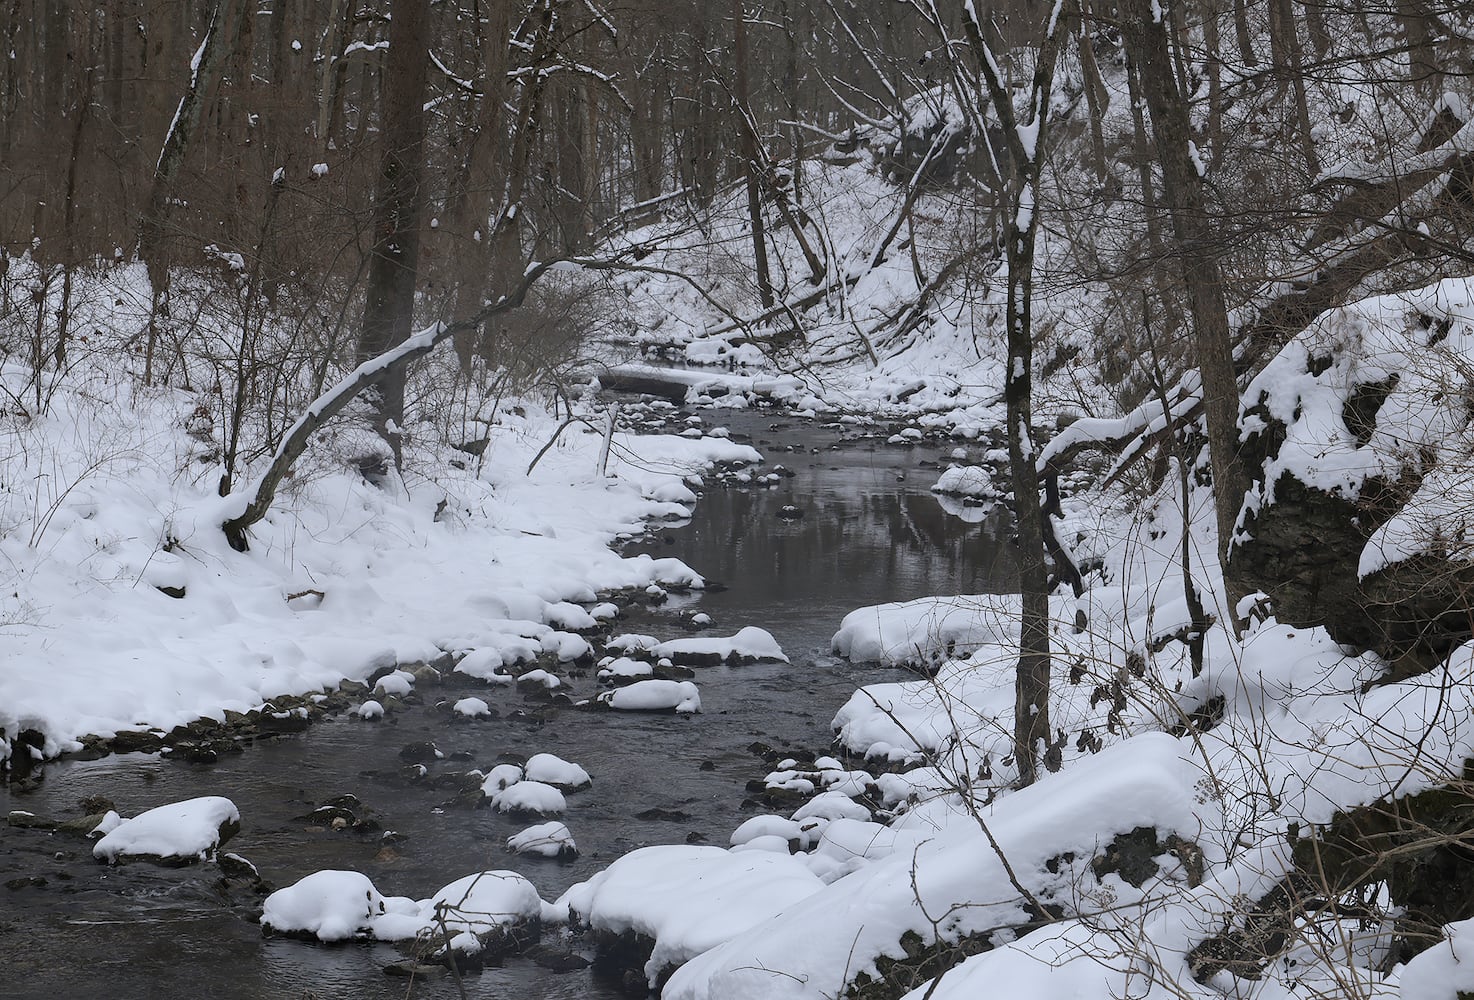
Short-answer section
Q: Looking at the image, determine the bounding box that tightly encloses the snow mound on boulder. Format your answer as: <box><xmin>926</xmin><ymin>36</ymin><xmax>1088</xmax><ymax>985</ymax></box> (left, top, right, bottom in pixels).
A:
<box><xmin>831</xmin><ymin>594</ymin><xmax>1019</xmax><ymax>666</ymax></box>
<box><xmin>597</xmin><ymin>679</ymin><xmax>701</xmax><ymax>713</ymax></box>
<box><xmin>524</xmin><ymin>752</ymin><xmax>591</xmax><ymax>789</ymax></box>
<box><xmin>652</xmin><ymin>627</ymin><xmax>787</xmax><ymax>665</ymax></box>
<box><xmin>93</xmin><ymin>795</ymin><xmax>240</xmax><ymax>863</ymax></box>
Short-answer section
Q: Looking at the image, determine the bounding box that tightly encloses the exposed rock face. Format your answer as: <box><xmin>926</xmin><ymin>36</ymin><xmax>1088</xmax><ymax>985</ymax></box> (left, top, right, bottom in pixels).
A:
<box><xmin>1233</xmin><ymin>283</ymin><xmax>1474</xmax><ymax>667</ymax></box>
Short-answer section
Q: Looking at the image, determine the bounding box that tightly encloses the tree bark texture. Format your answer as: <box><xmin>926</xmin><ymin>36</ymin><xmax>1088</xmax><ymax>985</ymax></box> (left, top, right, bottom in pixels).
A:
<box><xmin>356</xmin><ymin>0</ymin><xmax>431</xmax><ymax>463</ymax></box>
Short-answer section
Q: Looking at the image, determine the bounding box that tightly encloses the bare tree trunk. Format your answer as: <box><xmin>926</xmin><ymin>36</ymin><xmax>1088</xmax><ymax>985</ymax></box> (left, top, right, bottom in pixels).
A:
<box><xmin>139</xmin><ymin>0</ymin><xmax>233</xmax><ymax>386</ymax></box>
<box><xmin>1077</xmin><ymin>2</ymin><xmax>1109</xmax><ymax>183</ymax></box>
<box><xmin>356</xmin><ymin>0</ymin><xmax>430</xmax><ymax>465</ymax></box>
<box><xmin>1302</xmin><ymin>0</ymin><xmax>1330</xmax><ymax>60</ymax></box>
<box><xmin>1232</xmin><ymin>0</ymin><xmax>1258</xmax><ymax>66</ymax></box>
<box><xmin>56</xmin><ymin>38</ymin><xmax>97</xmax><ymax>370</ymax></box>
<box><xmin>1126</xmin><ymin>0</ymin><xmax>1252</xmax><ymax>616</ymax></box>
<box><xmin>1275</xmin><ymin>0</ymin><xmax>1320</xmax><ymax>176</ymax></box>
<box><xmin>448</xmin><ymin>0</ymin><xmax>512</xmax><ymax>368</ymax></box>
<box><xmin>732</xmin><ymin>0</ymin><xmax>774</xmax><ymax>308</ymax></box>
<box><xmin>961</xmin><ymin>0</ymin><xmax>1072</xmax><ymax>787</ymax></box>
<box><xmin>1398</xmin><ymin>0</ymin><xmax>1440</xmax><ymax>98</ymax></box>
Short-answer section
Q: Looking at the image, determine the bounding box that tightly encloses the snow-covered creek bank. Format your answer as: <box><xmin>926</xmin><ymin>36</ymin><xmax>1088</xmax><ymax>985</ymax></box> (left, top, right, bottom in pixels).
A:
<box><xmin>0</xmin><ymin>406</ymin><xmax>1015</xmax><ymax>1000</ymax></box>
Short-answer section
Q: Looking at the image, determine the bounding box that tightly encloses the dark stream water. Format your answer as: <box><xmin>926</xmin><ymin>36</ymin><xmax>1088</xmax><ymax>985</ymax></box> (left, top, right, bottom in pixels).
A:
<box><xmin>0</xmin><ymin>404</ymin><xmax>1014</xmax><ymax>1000</ymax></box>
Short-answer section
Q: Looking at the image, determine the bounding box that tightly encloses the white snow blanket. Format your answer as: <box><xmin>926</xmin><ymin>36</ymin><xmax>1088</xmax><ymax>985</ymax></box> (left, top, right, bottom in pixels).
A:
<box><xmin>663</xmin><ymin>734</ymin><xmax>1206</xmax><ymax>1000</ymax></box>
<box><xmin>558</xmin><ymin>845</ymin><xmax>824</xmax><ymax>986</ymax></box>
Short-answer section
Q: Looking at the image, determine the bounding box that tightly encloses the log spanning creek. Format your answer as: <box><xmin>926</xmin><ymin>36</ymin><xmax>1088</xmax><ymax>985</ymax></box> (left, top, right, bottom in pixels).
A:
<box><xmin>0</xmin><ymin>401</ymin><xmax>1017</xmax><ymax>1000</ymax></box>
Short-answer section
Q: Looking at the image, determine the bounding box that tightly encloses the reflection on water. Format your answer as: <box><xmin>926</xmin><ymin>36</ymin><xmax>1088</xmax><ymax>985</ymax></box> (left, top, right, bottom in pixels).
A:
<box><xmin>0</xmin><ymin>407</ymin><xmax>1012</xmax><ymax>1000</ymax></box>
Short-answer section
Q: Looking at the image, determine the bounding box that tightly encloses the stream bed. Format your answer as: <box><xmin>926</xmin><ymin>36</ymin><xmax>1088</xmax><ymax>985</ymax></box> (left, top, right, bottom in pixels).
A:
<box><xmin>0</xmin><ymin>403</ymin><xmax>1014</xmax><ymax>1000</ymax></box>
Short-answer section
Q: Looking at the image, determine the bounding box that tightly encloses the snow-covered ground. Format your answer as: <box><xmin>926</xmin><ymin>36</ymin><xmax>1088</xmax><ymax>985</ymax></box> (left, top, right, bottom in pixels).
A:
<box><xmin>0</xmin><ymin>351</ymin><xmax>758</xmax><ymax>758</ymax></box>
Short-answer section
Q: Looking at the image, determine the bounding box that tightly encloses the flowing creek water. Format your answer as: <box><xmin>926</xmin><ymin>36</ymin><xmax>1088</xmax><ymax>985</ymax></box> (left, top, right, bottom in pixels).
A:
<box><xmin>0</xmin><ymin>403</ymin><xmax>1015</xmax><ymax>1000</ymax></box>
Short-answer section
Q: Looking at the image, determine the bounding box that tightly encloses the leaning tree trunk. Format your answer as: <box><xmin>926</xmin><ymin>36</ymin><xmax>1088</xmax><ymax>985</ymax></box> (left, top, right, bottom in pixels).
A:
<box><xmin>355</xmin><ymin>0</ymin><xmax>431</xmax><ymax>467</ymax></box>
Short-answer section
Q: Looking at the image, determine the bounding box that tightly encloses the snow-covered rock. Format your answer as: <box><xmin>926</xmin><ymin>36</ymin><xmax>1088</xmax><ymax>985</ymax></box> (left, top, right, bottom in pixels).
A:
<box><xmin>421</xmin><ymin>870</ymin><xmax>544</xmax><ymax>938</ymax></box>
<box><xmin>452</xmin><ymin>696</ymin><xmax>492</xmax><ymax>718</ymax></box>
<box><xmin>490</xmin><ymin>780</ymin><xmax>566</xmax><ymax>816</ymax></box>
<box><xmin>831</xmin><ymin>594</ymin><xmax>1019</xmax><ymax>666</ymax></box>
<box><xmin>261</xmin><ymin>870</ymin><xmax>412</xmax><ymax>941</ymax></box>
<box><xmin>507</xmin><ymin>821</ymin><xmax>578</xmax><ymax>858</ymax></box>
<box><xmin>93</xmin><ymin>796</ymin><xmax>240</xmax><ymax>864</ymax></box>
<box><xmin>931</xmin><ymin>465</ymin><xmax>997</xmax><ymax>499</ymax></box>
<box><xmin>524</xmin><ymin>752</ymin><xmax>591</xmax><ymax>790</ymax></box>
<box><xmin>596</xmin><ymin>679</ymin><xmax>701</xmax><ymax>713</ymax></box>
<box><xmin>652</xmin><ymin>626</ymin><xmax>787</xmax><ymax>665</ymax></box>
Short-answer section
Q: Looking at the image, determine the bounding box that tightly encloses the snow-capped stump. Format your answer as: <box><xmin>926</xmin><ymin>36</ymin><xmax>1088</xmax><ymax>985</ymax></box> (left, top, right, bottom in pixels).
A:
<box><xmin>420</xmin><ymin>870</ymin><xmax>544</xmax><ymax>962</ymax></box>
<box><xmin>93</xmin><ymin>796</ymin><xmax>240</xmax><ymax>865</ymax></box>
<box><xmin>524</xmin><ymin>753</ymin><xmax>591</xmax><ymax>790</ymax></box>
<box><xmin>490</xmin><ymin>780</ymin><xmax>566</xmax><ymax>817</ymax></box>
<box><xmin>355</xmin><ymin>700</ymin><xmax>385</xmax><ymax>720</ymax></box>
<box><xmin>595</xmin><ymin>679</ymin><xmax>701</xmax><ymax>714</ymax></box>
<box><xmin>930</xmin><ymin>465</ymin><xmax>997</xmax><ymax>501</ymax></box>
<box><xmin>652</xmin><ymin>626</ymin><xmax>787</xmax><ymax>666</ymax></box>
<box><xmin>507</xmin><ymin>821</ymin><xmax>578</xmax><ymax>859</ymax></box>
<box><xmin>558</xmin><ymin>845</ymin><xmax>824</xmax><ymax>990</ymax></box>
<box><xmin>452</xmin><ymin>697</ymin><xmax>493</xmax><ymax>720</ymax></box>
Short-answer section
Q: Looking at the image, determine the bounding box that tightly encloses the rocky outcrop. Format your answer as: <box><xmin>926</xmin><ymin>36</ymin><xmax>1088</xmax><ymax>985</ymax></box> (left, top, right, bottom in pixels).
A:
<box><xmin>1233</xmin><ymin>283</ymin><xmax>1474</xmax><ymax>667</ymax></box>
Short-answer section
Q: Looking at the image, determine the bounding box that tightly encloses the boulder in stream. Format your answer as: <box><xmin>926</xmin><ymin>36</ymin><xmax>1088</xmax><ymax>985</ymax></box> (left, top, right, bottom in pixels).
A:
<box><xmin>93</xmin><ymin>795</ymin><xmax>240</xmax><ymax>864</ymax></box>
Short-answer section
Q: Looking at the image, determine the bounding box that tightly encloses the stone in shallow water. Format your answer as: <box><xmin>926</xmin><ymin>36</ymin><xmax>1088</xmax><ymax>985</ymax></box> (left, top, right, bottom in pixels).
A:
<box><xmin>92</xmin><ymin>795</ymin><xmax>240</xmax><ymax>864</ymax></box>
